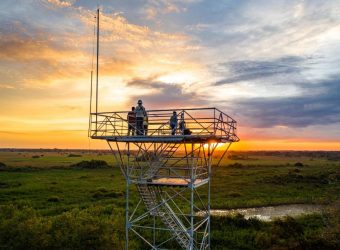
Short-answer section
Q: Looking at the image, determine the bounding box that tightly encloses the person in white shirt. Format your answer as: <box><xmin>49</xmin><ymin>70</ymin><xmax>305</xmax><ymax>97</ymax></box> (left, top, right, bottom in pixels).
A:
<box><xmin>135</xmin><ymin>99</ymin><xmax>147</xmax><ymax>135</ymax></box>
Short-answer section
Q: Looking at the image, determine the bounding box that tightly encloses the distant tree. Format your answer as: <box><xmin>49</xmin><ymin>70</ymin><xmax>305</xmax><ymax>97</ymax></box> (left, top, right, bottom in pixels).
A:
<box><xmin>67</xmin><ymin>154</ymin><xmax>82</xmax><ymax>157</ymax></box>
<box><xmin>71</xmin><ymin>160</ymin><xmax>110</xmax><ymax>169</ymax></box>
<box><xmin>294</xmin><ymin>162</ymin><xmax>304</xmax><ymax>167</ymax></box>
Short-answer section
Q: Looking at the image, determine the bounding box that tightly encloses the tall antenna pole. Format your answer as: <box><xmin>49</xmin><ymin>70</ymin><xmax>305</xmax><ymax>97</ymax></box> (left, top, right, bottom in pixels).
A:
<box><xmin>95</xmin><ymin>8</ymin><xmax>99</xmax><ymax>133</ymax></box>
<box><xmin>88</xmin><ymin>16</ymin><xmax>96</xmax><ymax>138</ymax></box>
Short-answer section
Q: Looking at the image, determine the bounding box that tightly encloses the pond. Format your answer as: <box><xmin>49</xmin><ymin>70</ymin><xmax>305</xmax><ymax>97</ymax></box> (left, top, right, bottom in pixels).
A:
<box><xmin>204</xmin><ymin>204</ymin><xmax>325</xmax><ymax>221</ymax></box>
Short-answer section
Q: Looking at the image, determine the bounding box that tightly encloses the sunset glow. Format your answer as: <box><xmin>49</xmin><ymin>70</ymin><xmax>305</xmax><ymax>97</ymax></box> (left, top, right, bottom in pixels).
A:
<box><xmin>1</xmin><ymin>0</ymin><xmax>340</xmax><ymax>150</ymax></box>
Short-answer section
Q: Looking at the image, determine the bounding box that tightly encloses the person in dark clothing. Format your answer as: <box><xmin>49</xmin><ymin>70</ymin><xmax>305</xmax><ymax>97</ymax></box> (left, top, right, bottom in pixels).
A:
<box><xmin>179</xmin><ymin>112</ymin><xmax>186</xmax><ymax>135</ymax></box>
<box><xmin>127</xmin><ymin>107</ymin><xmax>136</xmax><ymax>136</ymax></box>
<box><xmin>143</xmin><ymin>116</ymin><xmax>148</xmax><ymax>136</ymax></box>
<box><xmin>170</xmin><ymin>111</ymin><xmax>178</xmax><ymax>135</ymax></box>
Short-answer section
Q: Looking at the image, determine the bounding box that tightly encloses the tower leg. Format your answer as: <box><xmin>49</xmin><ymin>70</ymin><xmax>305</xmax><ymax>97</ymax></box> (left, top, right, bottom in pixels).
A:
<box><xmin>190</xmin><ymin>143</ymin><xmax>194</xmax><ymax>250</ymax></box>
<box><xmin>126</xmin><ymin>175</ymin><xmax>129</xmax><ymax>249</ymax></box>
<box><xmin>126</xmin><ymin>142</ymin><xmax>130</xmax><ymax>250</ymax></box>
<box><xmin>208</xmin><ymin>144</ymin><xmax>212</xmax><ymax>250</ymax></box>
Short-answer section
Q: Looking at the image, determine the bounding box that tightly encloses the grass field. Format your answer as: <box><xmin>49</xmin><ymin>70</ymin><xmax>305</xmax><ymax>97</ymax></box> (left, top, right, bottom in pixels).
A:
<box><xmin>0</xmin><ymin>149</ymin><xmax>339</xmax><ymax>249</ymax></box>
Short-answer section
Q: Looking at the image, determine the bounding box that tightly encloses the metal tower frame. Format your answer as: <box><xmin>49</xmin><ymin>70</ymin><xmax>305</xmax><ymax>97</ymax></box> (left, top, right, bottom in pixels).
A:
<box><xmin>90</xmin><ymin>108</ymin><xmax>239</xmax><ymax>249</ymax></box>
<box><xmin>88</xmin><ymin>9</ymin><xmax>239</xmax><ymax>249</ymax></box>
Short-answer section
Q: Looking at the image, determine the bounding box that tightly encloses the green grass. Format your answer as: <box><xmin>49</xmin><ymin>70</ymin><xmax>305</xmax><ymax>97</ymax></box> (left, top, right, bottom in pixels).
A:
<box><xmin>211</xmin><ymin>163</ymin><xmax>339</xmax><ymax>208</ymax></box>
<box><xmin>0</xmin><ymin>169</ymin><xmax>128</xmax><ymax>215</ymax></box>
<box><xmin>210</xmin><ymin>210</ymin><xmax>339</xmax><ymax>250</ymax></box>
<box><xmin>1</xmin><ymin>157</ymin><xmax>338</xmax><ymax>211</ymax></box>
<box><xmin>0</xmin><ymin>151</ymin><xmax>116</xmax><ymax>167</ymax></box>
<box><xmin>0</xmin><ymin>150</ymin><xmax>339</xmax><ymax>249</ymax></box>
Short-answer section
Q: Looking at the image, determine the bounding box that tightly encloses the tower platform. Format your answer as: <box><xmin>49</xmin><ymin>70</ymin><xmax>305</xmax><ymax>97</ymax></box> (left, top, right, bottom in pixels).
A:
<box><xmin>90</xmin><ymin>107</ymin><xmax>239</xmax><ymax>143</ymax></box>
<box><xmin>133</xmin><ymin>177</ymin><xmax>208</xmax><ymax>188</ymax></box>
<box><xmin>92</xmin><ymin>135</ymin><xmax>234</xmax><ymax>143</ymax></box>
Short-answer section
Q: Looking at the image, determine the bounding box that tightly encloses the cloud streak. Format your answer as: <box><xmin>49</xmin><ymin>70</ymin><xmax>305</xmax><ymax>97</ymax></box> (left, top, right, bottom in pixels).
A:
<box><xmin>46</xmin><ymin>0</ymin><xmax>74</xmax><ymax>8</ymax></box>
<box><xmin>215</xmin><ymin>56</ymin><xmax>305</xmax><ymax>85</ymax></box>
<box><xmin>233</xmin><ymin>76</ymin><xmax>340</xmax><ymax>128</ymax></box>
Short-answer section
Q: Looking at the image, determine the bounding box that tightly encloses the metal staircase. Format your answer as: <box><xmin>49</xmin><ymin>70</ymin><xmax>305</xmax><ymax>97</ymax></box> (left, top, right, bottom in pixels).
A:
<box><xmin>136</xmin><ymin>184</ymin><xmax>159</xmax><ymax>216</ymax></box>
<box><xmin>143</xmin><ymin>143</ymin><xmax>180</xmax><ymax>179</ymax></box>
<box><xmin>161</xmin><ymin>199</ymin><xmax>191</xmax><ymax>249</ymax></box>
<box><xmin>137</xmin><ymin>184</ymin><xmax>191</xmax><ymax>249</ymax></box>
<box><xmin>162</xmin><ymin>143</ymin><xmax>180</xmax><ymax>158</ymax></box>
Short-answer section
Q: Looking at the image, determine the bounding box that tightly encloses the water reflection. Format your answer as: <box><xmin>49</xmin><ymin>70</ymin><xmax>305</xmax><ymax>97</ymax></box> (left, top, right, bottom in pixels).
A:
<box><xmin>202</xmin><ymin>204</ymin><xmax>324</xmax><ymax>221</ymax></box>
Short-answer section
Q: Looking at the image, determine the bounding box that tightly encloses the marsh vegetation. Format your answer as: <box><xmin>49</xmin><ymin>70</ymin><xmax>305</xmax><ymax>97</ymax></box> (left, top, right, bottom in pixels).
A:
<box><xmin>0</xmin><ymin>149</ymin><xmax>339</xmax><ymax>249</ymax></box>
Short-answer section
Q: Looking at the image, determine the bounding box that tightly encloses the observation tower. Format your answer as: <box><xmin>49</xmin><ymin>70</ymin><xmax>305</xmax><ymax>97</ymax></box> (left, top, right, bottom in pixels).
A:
<box><xmin>89</xmin><ymin>9</ymin><xmax>239</xmax><ymax>250</ymax></box>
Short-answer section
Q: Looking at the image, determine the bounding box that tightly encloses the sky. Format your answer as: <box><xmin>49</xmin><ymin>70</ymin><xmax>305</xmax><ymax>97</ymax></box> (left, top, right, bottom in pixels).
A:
<box><xmin>0</xmin><ymin>0</ymin><xmax>340</xmax><ymax>150</ymax></box>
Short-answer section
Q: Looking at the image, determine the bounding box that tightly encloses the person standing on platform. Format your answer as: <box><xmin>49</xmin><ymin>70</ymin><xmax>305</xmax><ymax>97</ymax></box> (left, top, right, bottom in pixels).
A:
<box><xmin>170</xmin><ymin>111</ymin><xmax>178</xmax><ymax>135</ymax></box>
<box><xmin>127</xmin><ymin>107</ymin><xmax>136</xmax><ymax>136</ymax></box>
<box><xmin>143</xmin><ymin>116</ymin><xmax>148</xmax><ymax>136</ymax></box>
<box><xmin>135</xmin><ymin>99</ymin><xmax>147</xmax><ymax>135</ymax></box>
<box><xmin>179</xmin><ymin>112</ymin><xmax>186</xmax><ymax>135</ymax></box>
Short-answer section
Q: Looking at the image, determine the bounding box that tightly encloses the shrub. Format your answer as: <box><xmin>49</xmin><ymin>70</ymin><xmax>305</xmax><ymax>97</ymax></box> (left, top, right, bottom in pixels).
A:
<box><xmin>0</xmin><ymin>181</ymin><xmax>9</xmax><ymax>188</ymax></box>
<box><xmin>96</xmin><ymin>187</ymin><xmax>108</xmax><ymax>193</ymax></box>
<box><xmin>32</xmin><ymin>155</ymin><xmax>40</xmax><ymax>159</ymax></box>
<box><xmin>0</xmin><ymin>204</ymin><xmax>125</xmax><ymax>249</ymax></box>
<box><xmin>295</xmin><ymin>162</ymin><xmax>304</xmax><ymax>167</ymax></box>
<box><xmin>228</xmin><ymin>163</ymin><xmax>244</xmax><ymax>168</ymax></box>
<box><xmin>0</xmin><ymin>162</ymin><xmax>6</xmax><ymax>168</ymax></box>
<box><xmin>228</xmin><ymin>191</ymin><xmax>242</xmax><ymax>198</ymax></box>
<box><xmin>92</xmin><ymin>187</ymin><xmax>123</xmax><ymax>199</ymax></box>
<box><xmin>71</xmin><ymin>160</ymin><xmax>110</xmax><ymax>169</ymax></box>
<box><xmin>272</xmin><ymin>216</ymin><xmax>304</xmax><ymax>239</ymax></box>
<box><xmin>47</xmin><ymin>196</ymin><xmax>61</xmax><ymax>202</ymax></box>
<box><xmin>67</xmin><ymin>154</ymin><xmax>82</xmax><ymax>157</ymax></box>
<box><xmin>0</xmin><ymin>181</ymin><xmax>21</xmax><ymax>189</ymax></box>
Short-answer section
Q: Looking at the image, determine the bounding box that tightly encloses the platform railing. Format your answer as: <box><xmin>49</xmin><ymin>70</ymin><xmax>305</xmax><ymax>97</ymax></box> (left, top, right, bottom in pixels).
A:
<box><xmin>90</xmin><ymin>107</ymin><xmax>239</xmax><ymax>142</ymax></box>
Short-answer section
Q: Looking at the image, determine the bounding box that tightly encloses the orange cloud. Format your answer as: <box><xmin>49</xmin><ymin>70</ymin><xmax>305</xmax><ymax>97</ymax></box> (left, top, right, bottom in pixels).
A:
<box><xmin>46</xmin><ymin>0</ymin><xmax>74</xmax><ymax>8</ymax></box>
<box><xmin>143</xmin><ymin>0</ymin><xmax>185</xmax><ymax>20</ymax></box>
<box><xmin>0</xmin><ymin>129</ymin><xmax>105</xmax><ymax>149</ymax></box>
<box><xmin>0</xmin><ymin>38</ymin><xmax>85</xmax><ymax>64</ymax></box>
<box><xmin>0</xmin><ymin>6</ymin><xmax>205</xmax><ymax>150</ymax></box>
<box><xmin>80</xmin><ymin>10</ymin><xmax>190</xmax><ymax>49</ymax></box>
